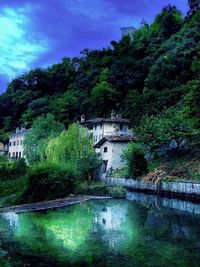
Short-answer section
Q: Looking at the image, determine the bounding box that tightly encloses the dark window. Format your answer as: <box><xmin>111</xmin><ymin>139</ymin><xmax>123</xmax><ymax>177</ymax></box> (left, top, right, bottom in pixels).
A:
<box><xmin>19</xmin><ymin>152</ymin><xmax>21</xmax><ymax>158</ymax></box>
<box><xmin>100</xmin><ymin>124</ymin><xmax>102</xmax><ymax>129</ymax></box>
<box><xmin>104</xmin><ymin>147</ymin><xmax>108</xmax><ymax>153</ymax></box>
<box><xmin>9</xmin><ymin>142</ymin><xmax>11</xmax><ymax>147</ymax></box>
<box><xmin>13</xmin><ymin>141</ymin><xmax>16</xmax><ymax>146</ymax></box>
<box><xmin>17</xmin><ymin>140</ymin><xmax>19</xmax><ymax>146</ymax></box>
<box><xmin>16</xmin><ymin>152</ymin><xmax>18</xmax><ymax>159</ymax></box>
<box><xmin>102</xmin><ymin>161</ymin><xmax>108</xmax><ymax>173</ymax></box>
<box><xmin>120</xmin><ymin>124</ymin><xmax>123</xmax><ymax>131</ymax></box>
<box><xmin>20</xmin><ymin>140</ymin><xmax>23</xmax><ymax>145</ymax></box>
<box><xmin>89</xmin><ymin>126</ymin><xmax>93</xmax><ymax>130</ymax></box>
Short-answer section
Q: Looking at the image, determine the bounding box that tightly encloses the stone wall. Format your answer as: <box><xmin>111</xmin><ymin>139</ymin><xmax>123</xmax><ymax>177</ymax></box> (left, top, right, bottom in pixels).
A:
<box><xmin>102</xmin><ymin>177</ymin><xmax>200</xmax><ymax>199</ymax></box>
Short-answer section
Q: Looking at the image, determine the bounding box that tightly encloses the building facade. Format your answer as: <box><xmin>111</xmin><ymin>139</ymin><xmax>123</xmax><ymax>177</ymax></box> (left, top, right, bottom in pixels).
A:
<box><xmin>8</xmin><ymin>127</ymin><xmax>31</xmax><ymax>159</ymax></box>
<box><xmin>81</xmin><ymin>111</ymin><xmax>133</xmax><ymax>145</ymax></box>
<box><xmin>81</xmin><ymin>111</ymin><xmax>134</xmax><ymax>178</ymax></box>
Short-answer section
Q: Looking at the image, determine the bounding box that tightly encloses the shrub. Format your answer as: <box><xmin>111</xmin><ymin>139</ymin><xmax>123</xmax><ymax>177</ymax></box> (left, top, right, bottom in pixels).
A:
<box><xmin>123</xmin><ymin>143</ymin><xmax>148</xmax><ymax>178</ymax></box>
<box><xmin>76</xmin><ymin>182</ymin><xmax>110</xmax><ymax>196</ymax></box>
<box><xmin>18</xmin><ymin>162</ymin><xmax>78</xmax><ymax>204</ymax></box>
<box><xmin>0</xmin><ymin>159</ymin><xmax>27</xmax><ymax>181</ymax></box>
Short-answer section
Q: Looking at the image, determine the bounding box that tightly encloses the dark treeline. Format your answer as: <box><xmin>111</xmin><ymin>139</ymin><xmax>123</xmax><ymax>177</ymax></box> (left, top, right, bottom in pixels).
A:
<box><xmin>0</xmin><ymin>2</ymin><xmax>200</xmax><ymax>141</ymax></box>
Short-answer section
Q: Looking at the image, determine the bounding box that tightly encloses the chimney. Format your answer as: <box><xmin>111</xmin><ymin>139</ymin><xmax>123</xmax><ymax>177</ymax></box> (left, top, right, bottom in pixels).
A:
<box><xmin>111</xmin><ymin>110</ymin><xmax>116</xmax><ymax>119</ymax></box>
<box><xmin>81</xmin><ymin>115</ymin><xmax>85</xmax><ymax>123</ymax></box>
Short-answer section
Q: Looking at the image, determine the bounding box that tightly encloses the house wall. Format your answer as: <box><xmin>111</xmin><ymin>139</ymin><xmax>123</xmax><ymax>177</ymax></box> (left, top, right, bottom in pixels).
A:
<box><xmin>88</xmin><ymin>122</ymin><xmax>132</xmax><ymax>144</ymax></box>
<box><xmin>8</xmin><ymin>133</ymin><xmax>26</xmax><ymax>159</ymax></box>
<box><xmin>98</xmin><ymin>141</ymin><xmax>129</xmax><ymax>178</ymax></box>
<box><xmin>110</xmin><ymin>142</ymin><xmax>128</xmax><ymax>170</ymax></box>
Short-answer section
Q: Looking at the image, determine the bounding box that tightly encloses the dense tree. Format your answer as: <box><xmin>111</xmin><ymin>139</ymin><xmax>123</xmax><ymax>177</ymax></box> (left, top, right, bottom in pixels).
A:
<box><xmin>0</xmin><ymin>4</ymin><xmax>199</xmax><ymax>140</ymax></box>
<box><xmin>24</xmin><ymin>114</ymin><xmax>65</xmax><ymax>164</ymax></box>
<box><xmin>184</xmin><ymin>80</ymin><xmax>200</xmax><ymax>129</ymax></box>
<box><xmin>46</xmin><ymin>123</ymin><xmax>99</xmax><ymax>181</ymax></box>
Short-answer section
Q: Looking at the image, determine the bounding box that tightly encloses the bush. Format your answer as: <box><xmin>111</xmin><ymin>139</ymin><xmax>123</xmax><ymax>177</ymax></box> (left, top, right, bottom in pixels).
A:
<box><xmin>123</xmin><ymin>143</ymin><xmax>148</xmax><ymax>178</ymax></box>
<box><xmin>0</xmin><ymin>159</ymin><xmax>27</xmax><ymax>181</ymax></box>
<box><xmin>76</xmin><ymin>182</ymin><xmax>110</xmax><ymax>196</ymax></box>
<box><xmin>18</xmin><ymin>162</ymin><xmax>78</xmax><ymax>204</ymax></box>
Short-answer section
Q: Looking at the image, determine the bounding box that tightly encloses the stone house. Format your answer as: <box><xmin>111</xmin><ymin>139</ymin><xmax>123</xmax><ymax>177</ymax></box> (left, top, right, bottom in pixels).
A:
<box><xmin>80</xmin><ymin>111</ymin><xmax>133</xmax><ymax>145</ymax></box>
<box><xmin>81</xmin><ymin>111</ymin><xmax>134</xmax><ymax>178</ymax></box>
<box><xmin>8</xmin><ymin>126</ymin><xmax>31</xmax><ymax>160</ymax></box>
<box><xmin>94</xmin><ymin>135</ymin><xmax>134</xmax><ymax>178</ymax></box>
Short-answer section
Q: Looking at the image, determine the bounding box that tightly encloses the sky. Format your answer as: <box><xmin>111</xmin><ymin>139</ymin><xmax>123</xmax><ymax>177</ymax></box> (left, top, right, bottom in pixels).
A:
<box><xmin>0</xmin><ymin>0</ymin><xmax>188</xmax><ymax>93</ymax></box>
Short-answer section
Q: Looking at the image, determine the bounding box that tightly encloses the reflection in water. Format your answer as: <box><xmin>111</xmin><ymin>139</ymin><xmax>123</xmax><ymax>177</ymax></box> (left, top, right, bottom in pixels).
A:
<box><xmin>0</xmin><ymin>196</ymin><xmax>200</xmax><ymax>267</ymax></box>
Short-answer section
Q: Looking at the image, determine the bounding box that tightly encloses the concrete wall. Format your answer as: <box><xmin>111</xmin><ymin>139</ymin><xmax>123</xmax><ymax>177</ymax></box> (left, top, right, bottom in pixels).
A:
<box><xmin>102</xmin><ymin>177</ymin><xmax>200</xmax><ymax>198</ymax></box>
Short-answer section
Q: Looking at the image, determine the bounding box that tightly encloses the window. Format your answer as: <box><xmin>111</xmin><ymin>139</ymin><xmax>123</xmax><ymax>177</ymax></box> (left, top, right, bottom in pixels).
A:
<box><xmin>95</xmin><ymin>125</ymin><xmax>97</xmax><ymax>130</ymax></box>
<box><xmin>120</xmin><ymin>124</ymin><xmax>123</xmax><ymax>131</ymax></box>
<box><xmin>13</xmin><ymin>141</ymin><xmax>16</xmax><ymax>146</ymax></box>
<box><xmin>99</xmin><ymin>135</ymin><xmax>102</xmax><ymax>141</ymax></box>
<box><xmin>104</xmin><ymin>147</ymin><xmax>108</xmax><ymax>153</ymax></box>
<box><xmin>9</xmin><ymin>142</ymin><xmax>12</xmax><ymax>147</ymax></box>
<box><xmin>12</xmin><ymin>152</ymin><xmax>15</xmax><ymax>158</ymax></box>
<box><xmin>100</xmin><ymin>124</ymin><xmax>102</xmax><ymax>129</ymax></box>
<box><xmin>16</xmin><ymin>152</ymin><xmax>18</xmax><ymax>159</ymax></box>
<box><xmin>20</xmin><ymin>140</ymin><xmax>23</xmax><ymax>145</ymax></box>
<box><xmin>17</xmin><ymin>140</ymin><xmax>19</xmax><ymax>146</ymax></box>
<box><xmin>19</xmin><ymin>152</ymin><xmax>21</xmax><ymax>158</ymax></box>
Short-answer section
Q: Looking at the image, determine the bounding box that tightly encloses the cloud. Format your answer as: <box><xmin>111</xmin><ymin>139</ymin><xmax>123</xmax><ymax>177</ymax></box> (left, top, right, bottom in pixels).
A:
<box><xmin>0</xmin><ymin>4</ymin><xmax>49</xmax><ymax>80</ymax></box>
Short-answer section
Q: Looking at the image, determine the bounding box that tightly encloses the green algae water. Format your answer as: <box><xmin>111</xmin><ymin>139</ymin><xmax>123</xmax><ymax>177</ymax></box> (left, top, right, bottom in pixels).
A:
<box><xmin>0</xmin><ymin>193</ymin><xmax>200</xmax><ymax>267</ymax></box>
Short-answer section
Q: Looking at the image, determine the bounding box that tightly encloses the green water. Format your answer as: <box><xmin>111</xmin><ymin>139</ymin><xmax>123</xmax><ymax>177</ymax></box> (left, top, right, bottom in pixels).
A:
<box><xmin>0</xmin><ymin>194</ymin><xmax>200</xmax><ymax>267</ymax></box>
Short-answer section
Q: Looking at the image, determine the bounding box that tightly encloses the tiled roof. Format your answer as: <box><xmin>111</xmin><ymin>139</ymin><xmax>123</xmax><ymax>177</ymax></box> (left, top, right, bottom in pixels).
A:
<box><xmin>81</xmin><ymin>118</ymin><xmax>130</xmax><ymax>126</ymax></box>
<box><xmin>94</xmin><ymin>135</ymin><xmax>135</xmax><ymax>148</ymax></box>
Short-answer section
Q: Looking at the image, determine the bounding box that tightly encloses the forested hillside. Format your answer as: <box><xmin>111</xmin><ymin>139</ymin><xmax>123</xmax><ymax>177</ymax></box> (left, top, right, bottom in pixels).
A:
<box><xmin>0</xmin><ymin>3</ymin><xmax>200</xmax><ymax>141</ymax></box>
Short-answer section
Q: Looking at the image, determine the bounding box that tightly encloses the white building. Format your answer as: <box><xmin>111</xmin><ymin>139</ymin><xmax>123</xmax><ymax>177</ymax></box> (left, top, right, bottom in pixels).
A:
<box><xmin>8</xmin><ymin>126</ymin><xmax>31</xmax><ymax>159</ymax></box>
<box><xmin>94</xmin><ymin>135</ymin><xmax>134</xmax><ymax>178</ymax></box>
<box><xmin>80</xmin><ymin>111</ymin><xmax>133</xmax><ymax>145</ymax></box>
<box><xmin>81</xmin><ymin>111</ymin><xmax>134</xmax><ymax>178</ymax></box>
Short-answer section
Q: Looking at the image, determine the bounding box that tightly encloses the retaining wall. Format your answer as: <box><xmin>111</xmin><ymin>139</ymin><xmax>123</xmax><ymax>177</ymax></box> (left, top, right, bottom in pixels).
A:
<box><xmin>102</xmin><ymin>177</ymin><xmax>200</xmax><ymax>200</ymax></box>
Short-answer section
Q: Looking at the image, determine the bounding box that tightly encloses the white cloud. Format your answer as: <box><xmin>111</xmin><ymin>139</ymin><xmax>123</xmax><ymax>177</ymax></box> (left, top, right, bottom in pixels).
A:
<box><xmin>0</xmin><ymin>5</ymin><xmax>49</xmax><ymax>80</ymax></box>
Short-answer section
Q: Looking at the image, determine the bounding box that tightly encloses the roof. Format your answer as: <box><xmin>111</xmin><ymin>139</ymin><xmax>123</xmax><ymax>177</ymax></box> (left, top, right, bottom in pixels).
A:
<box><xmin>9</xmin><ymin>129</ymin><xmax>32</xmax><ymax>139</ymax></box>
<box><xmin>94</xmin><ymin>135</ymin><xmax>135</xmax><ymax>148</ymax></box>
<box><xmin>81</xmin><ymin>118</ymin><xmax>130</xmax><ymax>127</ymax></box>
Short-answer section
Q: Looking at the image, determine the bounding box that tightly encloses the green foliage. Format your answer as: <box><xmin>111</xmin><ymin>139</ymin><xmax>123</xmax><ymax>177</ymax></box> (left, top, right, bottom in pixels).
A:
<box><xmin>47</xmin><ymin>123</ymin><xmax>99</xmax><ymax>181</ymax></box>
<box><xmin>0</xmin><ymin>159</ymin><xmax>27</xmax><ymax>181</ymax></box>
<box><xmin>24</xmin><ymin>113</ymin><xmax>65</xmax><ymax>164</ymax></box>
<box><xmin>90</xmin><ymin>68</ymin><xmax>117</xmax><ymax>116</ymax></box>
<box><xmin>184</xmin><ymin>80</ymin><xmax>200</xmax><ymax>129</ymax></box>
<box><xmin>0</xmin><ymin>6</ymin><xmax>199</xmax><ymax>134</ymax></box>
<box><xmin>136</xmin><ymin>106</ymin><xmax>193</xmax><ymax>154</ymax></box>
<box><xmin>123</xmin><ymin>143</ymin><xmax>148</xmax><ymax>178</ymax></box>
<box><xmin>18</xmin><ymin>162</ymin><xmax>78</xmax><ymax>204</ymax></box>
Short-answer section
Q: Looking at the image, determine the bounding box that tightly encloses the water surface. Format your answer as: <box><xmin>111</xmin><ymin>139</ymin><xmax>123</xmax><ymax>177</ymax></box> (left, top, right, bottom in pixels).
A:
<box><xmin>0</xmin><ymin>193</ymin><xmax>200</xmax><ymax>267</ymax></box>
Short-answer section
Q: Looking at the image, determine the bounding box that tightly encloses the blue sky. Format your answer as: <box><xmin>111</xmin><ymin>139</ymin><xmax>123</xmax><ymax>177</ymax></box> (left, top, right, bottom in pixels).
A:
<box><xmin>0</xmin><ymin>0</ymin><xmax>188</xmax><ymax>93</ymax></box>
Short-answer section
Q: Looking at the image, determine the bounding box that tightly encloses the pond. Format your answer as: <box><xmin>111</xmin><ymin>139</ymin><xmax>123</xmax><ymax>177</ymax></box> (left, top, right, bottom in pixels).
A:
<box><xmin>0</xmin><ymin>192</ymin><xmax>200</xmax><ymax>267</ymax></box>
